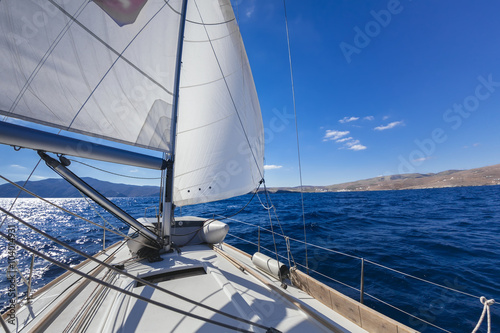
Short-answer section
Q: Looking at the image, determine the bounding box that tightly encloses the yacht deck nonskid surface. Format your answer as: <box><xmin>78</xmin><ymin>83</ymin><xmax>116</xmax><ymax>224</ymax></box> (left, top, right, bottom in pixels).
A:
<box><xmin>11</xmin><ymin>241</ymin><xmax>368</xmax><ymax>332</ymax></box>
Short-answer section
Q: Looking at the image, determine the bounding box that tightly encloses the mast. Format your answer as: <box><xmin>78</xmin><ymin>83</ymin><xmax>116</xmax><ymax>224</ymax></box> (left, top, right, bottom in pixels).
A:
<box><xmin>161</xmin><ymin>0</ymin><xmax>188</xmax><ymax>249</ymax></box>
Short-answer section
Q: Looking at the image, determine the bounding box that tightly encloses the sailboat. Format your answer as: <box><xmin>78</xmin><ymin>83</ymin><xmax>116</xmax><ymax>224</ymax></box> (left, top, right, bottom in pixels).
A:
<box><xmin>0</xmin><ymin>0</ymin><xmax>420</xmax><ymax>332</ymax></box>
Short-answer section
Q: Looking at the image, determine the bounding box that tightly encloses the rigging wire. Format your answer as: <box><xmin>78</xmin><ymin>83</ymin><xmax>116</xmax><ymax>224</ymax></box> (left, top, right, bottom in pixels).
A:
<box><xmin>77</xmin><ymin>189</ymin><xmax>130</xmax><ymax>249</ymax></box>
<box><xmin>261</xmin><ymin>182</ymin><xmax>297</xmax><ymax>267</ymax></box>
<box><xmin>0</xmin><ymin>175</ymin><xmax>156</xmax><ymax>249</ymax></box>
<box><xmin>0</xmin><ymin>158</ymin><xmax>42</xmax><ymax>229</ymax></box>
<box><xmin>282</xmin><ymin>0</ymin><xmax>308</xmax><ymax>274</ymax></box>
<box><xmin>40</xmin><ymin>242</ymin><xmax>128</xmax><ymax>325</ymax></box>
<box><xmin>260</xmin><ymin>181</ymin><xmax>282</xmax><ymax>268</ymax></box>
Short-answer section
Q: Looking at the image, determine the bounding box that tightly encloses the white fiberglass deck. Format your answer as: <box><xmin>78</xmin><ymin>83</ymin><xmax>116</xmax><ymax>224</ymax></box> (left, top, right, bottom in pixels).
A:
<box><xmin>10</xmin><ymin>242</ymin><xmax>368</xmax><ymax>333</ymax></box>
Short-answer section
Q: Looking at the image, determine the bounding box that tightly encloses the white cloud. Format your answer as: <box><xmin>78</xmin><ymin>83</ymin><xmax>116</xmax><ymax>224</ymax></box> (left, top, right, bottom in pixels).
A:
<box><xmin>245</xmin><ymin>2</ymin><xmax>256</xmax><ymax>18</ymax></box>
<box><xmin>412</xmin><ymin>156</ymin><xmax>433</xmax><ymax>162</ymax></box>
<box><xmin>464</xmin><ymin>143</ymin><xmax>480</xmax><ymax>149</ymax></box>
<box><xmin>344</xmin><ymin>139</ymin><xmax>367</xmax><ymax>150</ymax></box>
<box><xmin>363</xmin><ymin>116</ymin><xmax>374</xmax><ymax>121</ymax></box>
<box><xmin>324</xmin><ymin>129</ymin><xmax>366</xmax><ymax>151</ymax></box>
<box><xmin>10</xmin><ymin>164</ymin><xmax>27</xmax><ymax>170</ymax></box>
<box><xmin>264</xmin><ymin>165</ymin><xmax>282</xmax><ymax>170</ymax></box>
<box><xmin>323</xmin><ymin>130</ymin><xmax>350</xmax><ymax>141</ymax></box>
<box><xmin>339</xmin><ymin>116</ymin><xmax>359</xmax><ymax>123</ymax></box>
<box><xmin>383</xmin><ymin>115</ymin><xmax>390</xmax><ymax>120</ymax></box>
<box><xmin>374</xmin><ymin>121</ymin><xmax>404</xmax><ymax>131</ymax></box>
<box><xmin>348</xmin><ymin>144</ymin><xmax>367</xmax><ymax>151</ymax></box>
<box><xmin>335</xmin><ymin>137</ymin><xmax>353</xmax><ymax>143</ymax></box>
<box><xmin>345</xmin><ymin>139</ymin><xmax>360</xmax><ymax>147</ymax></box>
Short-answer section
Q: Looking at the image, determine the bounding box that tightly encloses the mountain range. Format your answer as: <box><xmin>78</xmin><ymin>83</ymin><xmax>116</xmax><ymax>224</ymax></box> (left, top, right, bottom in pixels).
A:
<box><xmin>264</xmin><ymin>163</ymin><xmax>500</xmax><ymax>193</ymax></box>
<box><xmin>0</xmin><ymin>177</ymin><xmax>160</xmax><ymax>198</ymax></box>
<box><xmin>1</xmin><ymin>164</ymin><xmax>500</xmax><ymax>198</ymax></box>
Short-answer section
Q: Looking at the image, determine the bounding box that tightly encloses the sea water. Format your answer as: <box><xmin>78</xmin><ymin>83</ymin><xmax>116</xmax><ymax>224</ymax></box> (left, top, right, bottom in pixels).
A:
<box><xmin>0</xmin><ymin>186</ymin><xmax>499</xmax><ymax>332</ymax></box>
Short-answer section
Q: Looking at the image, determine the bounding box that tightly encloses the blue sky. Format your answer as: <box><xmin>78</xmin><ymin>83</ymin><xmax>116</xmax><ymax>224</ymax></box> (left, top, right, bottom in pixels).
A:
<box><xmin>242</xmin><ymin>0</ymin><xmax>500</xmax><ymax>187</ymax></box>
<box><xmin>2</xmin><ymin>0</ymin><xmax>500</xmax><ymax>188</ymax></box>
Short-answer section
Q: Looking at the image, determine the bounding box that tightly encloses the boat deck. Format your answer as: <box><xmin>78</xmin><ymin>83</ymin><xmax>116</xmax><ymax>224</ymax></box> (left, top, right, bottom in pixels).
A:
<box><xmin>9</xmin><ymin>241</ymin><xmax>372</xmax><ymax>332</ymax></box>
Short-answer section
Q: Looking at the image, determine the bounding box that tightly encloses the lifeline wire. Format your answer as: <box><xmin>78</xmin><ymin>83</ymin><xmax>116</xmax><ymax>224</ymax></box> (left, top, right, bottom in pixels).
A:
<box><xmin>282</xmin><ymin>0</ymin><xmax>308</xmax><ymax>274</ymax></box>
<box><xmin>0</xmin><ymin>175</ymin><xmax>155</xmax><ymax>249</ymax></box>
<box><xmin>0</xmin><ymin>158</ymin><xmax>42</xmax><ymax>229</ymax></box>
<box><xmin>223</xmin><ymin>215</ymin><xmax>495</xmax><ymax>299</ymax></box>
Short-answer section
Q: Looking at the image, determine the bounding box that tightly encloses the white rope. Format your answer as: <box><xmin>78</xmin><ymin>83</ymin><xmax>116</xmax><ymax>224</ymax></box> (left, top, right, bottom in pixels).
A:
<box><xmin>472</xmin><ymin>297</ymin><xmax>495</xmax><ymax>333</ymax></box>
<box><xmin>256</xmin><ymin>191</ymin><xmax>273</xmax><ymax>210</ymax></box>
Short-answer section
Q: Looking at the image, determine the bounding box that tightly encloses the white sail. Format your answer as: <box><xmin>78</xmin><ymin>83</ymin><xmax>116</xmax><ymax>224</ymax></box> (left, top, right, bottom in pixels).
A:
<box><xmin>0</xmin><ymin>0</ymin><xmax>181</xmax><ymax>152</ymax></box>
<box><xmin>173</xmin><ymin>0</ymin><xmax>264</xmax><ymax>206</ymax></box>
<box><xmin>0</xmin><ymin>0</ymin><xmax>264</xmax><ymax>206</ymax></box>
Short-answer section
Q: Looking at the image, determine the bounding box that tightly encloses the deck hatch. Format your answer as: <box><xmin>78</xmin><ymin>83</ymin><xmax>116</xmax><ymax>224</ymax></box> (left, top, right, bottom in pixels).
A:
<box><xmin>135</xmin><ymin>267</ymin><xmax>207</xmax><ymax>287</ymax></box>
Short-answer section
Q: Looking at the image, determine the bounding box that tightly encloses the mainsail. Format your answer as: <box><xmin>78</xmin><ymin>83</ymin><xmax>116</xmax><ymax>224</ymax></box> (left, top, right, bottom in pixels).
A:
<box><xmin>0</xmin><ymin>0</ymin><xmax>264</xmax><ymax>207</ymax></box>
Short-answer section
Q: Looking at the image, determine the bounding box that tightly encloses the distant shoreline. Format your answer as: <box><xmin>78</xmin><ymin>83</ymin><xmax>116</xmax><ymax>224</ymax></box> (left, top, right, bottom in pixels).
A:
<box><xmin>263</xmin><ymin>163</ymin><xmax>500</xmax><ymax>194</ymax></box>
<box><xmin>262</xmin><ymin>183</ymin><xmax>500</xmax><ymax>194</ymax></box>
<box><xmin>2</xmin><ymin>163</ymin><xmax>499</xmax><ymax>198</ymax></box>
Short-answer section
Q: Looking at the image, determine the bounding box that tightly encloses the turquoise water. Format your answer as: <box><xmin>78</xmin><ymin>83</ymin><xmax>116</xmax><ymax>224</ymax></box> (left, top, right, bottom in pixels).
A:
<box><xmin>1</xmin><ymin>186</ymin><xmax>499</xmax><ymax>332</ymax></box>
